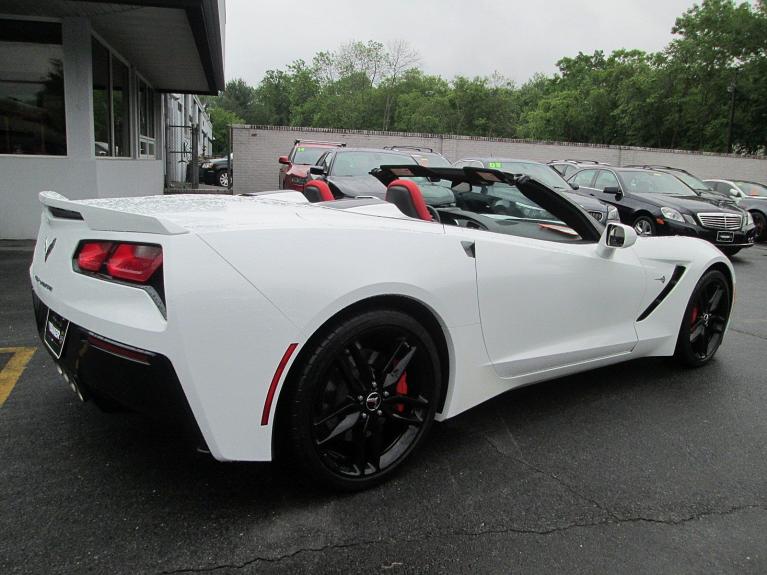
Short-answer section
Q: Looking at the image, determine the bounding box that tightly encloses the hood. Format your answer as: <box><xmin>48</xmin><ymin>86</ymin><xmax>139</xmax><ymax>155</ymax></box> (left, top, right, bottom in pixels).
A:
<box><xmin>287</xmin><ymin>165</ymin><xmax>311</xmax><ymax>177</ymax></box>
<box><xmin>632</xmin><ymin>192</ymin><xmax>743</xmax><ymax>214</ymax></box>
<box><xmin>563</xmin><ymin>191</ymin><xmax>606</xmax><ymax>212</ymax></box>
<box><xmin>327</xmin><ymin>175</ymin><xmax>387</xmax><ymax>199</ymax></box>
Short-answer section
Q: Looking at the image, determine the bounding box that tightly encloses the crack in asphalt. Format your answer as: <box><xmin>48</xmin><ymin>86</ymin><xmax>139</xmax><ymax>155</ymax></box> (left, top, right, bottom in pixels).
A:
<box><xmin>483</xmin><ymin>434</ymin><xmax>621</xmax><ymax>521</ymax></box>
<box><xmin>158</xmin><ymin>504</ymin><xmax>766</xmax><ymax>573</ymax></box>
<box><xmin>729</xmin><ymin>327</ymin><xmax>767</xmax><ymax>341</ymax></box>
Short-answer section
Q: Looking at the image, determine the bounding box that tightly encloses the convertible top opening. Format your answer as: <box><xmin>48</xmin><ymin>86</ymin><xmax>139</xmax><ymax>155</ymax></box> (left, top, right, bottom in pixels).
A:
<box><xmin>371</xmin><ymin>165</ymin><xmax>602</xmax><ymax>243</ymax></box>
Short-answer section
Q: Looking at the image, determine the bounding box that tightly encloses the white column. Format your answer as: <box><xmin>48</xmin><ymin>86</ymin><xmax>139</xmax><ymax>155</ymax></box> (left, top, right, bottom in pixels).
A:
<box><xmin>61</xmin><ymin>17</ymin><xmax>94</xmax><ymax>160</ymax></box>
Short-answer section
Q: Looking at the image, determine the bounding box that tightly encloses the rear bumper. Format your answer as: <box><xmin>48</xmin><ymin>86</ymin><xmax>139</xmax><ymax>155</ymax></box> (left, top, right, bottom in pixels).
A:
<box><xmin>32</xmin><ymin>290</ymin><xmax>205</xmax><ymax>448</ymax></box>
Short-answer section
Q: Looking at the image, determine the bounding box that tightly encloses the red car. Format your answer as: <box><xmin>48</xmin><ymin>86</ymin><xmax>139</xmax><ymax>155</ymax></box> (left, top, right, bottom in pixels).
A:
<box><xmin>279</xmin><ymin>140</ymin><xmax>345</xmax><ymax>191</ymax></box>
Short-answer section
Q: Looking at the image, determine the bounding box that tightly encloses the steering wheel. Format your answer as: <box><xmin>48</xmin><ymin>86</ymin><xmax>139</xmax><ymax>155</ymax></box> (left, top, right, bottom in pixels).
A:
<box><xmin>426</xmin><ymin>205</ymin><xmax>441</xmax><ymax>223</ymax></box>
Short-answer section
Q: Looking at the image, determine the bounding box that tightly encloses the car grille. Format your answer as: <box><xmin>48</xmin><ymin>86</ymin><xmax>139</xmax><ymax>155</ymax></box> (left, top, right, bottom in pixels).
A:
<box><xmin>697</xmin><ymin>212</ymin><xmax>742</xmax><ymax>230</ymax></box>
<box><xmin>588</xmin><ymin>210</ymin><xmax>604</xmax><ymax>222</ymax></box>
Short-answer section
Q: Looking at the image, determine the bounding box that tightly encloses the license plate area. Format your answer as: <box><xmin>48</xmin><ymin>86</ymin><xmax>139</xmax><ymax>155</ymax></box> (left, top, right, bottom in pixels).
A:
<box><xmin>44</xmin><ymin>308</ymin><xmax>70</xmax><ymax>359</ymax></box>
<box><xmin>717</xmin><ymin>231</ymin><xmax>734</xmax><ymax>243</ymax></box>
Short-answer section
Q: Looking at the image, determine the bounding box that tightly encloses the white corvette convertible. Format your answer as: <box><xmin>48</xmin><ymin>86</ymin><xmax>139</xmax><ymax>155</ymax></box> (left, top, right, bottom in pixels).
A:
<box><xmin>30</xmin><ymin>165</ymin><xmax>734</xmax><ymax>490</ymax></box>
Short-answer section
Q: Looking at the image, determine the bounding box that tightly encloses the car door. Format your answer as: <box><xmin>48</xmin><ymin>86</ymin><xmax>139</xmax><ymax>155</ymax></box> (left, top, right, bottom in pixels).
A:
<box><xmin>471</xmin><ymin>216</ymin><xmax>646</xmax><ymax>380</ymax></box>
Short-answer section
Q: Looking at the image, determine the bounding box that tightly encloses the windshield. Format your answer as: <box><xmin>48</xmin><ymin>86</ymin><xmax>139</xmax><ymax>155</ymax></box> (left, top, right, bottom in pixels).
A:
<box><xmin>486</xmin><ymin>161</ymin><xmax>570</xmax><ymax>191</ymax></box>
<box><xmin>293</xmin><ymin>146</ymin><xmax>332</xmax><ymax>165</ymax></box>
<box><xmin>332</xmin><ymin>151</ymin><xmax>417</xmax><ymax>177</ymax></box>
<box><xmin>672</xmin><ymin>171</ymin><xmax>711</xmax><ymax>191</ymax></box>
<box><xmin>412</xmin><ymin>153</ymin><xmax>451</xmax><ymax>168</ymax></box>
<box><xmin>734</xmin><ymin>181</ymin><xmax>767</xmax><ymax>197</ymax></box>
<box><xmin>617</xmin><ymin>171</ymin><xmax>697</xmax><ymax>196</ymax></box>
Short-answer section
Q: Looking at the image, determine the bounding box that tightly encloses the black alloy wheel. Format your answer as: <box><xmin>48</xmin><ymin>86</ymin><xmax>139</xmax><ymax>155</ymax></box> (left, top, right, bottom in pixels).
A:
<box><xmin>751</xmin><ymin>210</ymin><xmax>766</xmax><ymax>242</ymax></box>
<box><xmin>633</xmin><ymin>215</ymin><xmax>656</xmax><ymax>237</ymax></box>
<box><xmin>674</xmin><ymin>270</ymin><xmax>731</xmax><ymax>367</ymax></box>
<box><xmin>283</xmin><ymin>309</ymin><xmax>440</xmax><ymax>490</ymax></box>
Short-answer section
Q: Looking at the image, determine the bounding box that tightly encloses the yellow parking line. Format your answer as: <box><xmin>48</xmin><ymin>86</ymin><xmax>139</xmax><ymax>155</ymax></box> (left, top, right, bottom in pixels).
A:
<box><xmin>0</xmin><ymin>347</ymin><xmax>36</xmax><ymax>407</ymax></box>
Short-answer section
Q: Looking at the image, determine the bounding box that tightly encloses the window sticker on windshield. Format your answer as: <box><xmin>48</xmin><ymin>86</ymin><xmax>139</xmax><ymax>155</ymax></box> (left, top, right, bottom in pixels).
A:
<box><xmin>297</xmin><ymin>147</ymin><xmax>305</xmax><ymax>152</ymax></box>
<box><xmin>488</xmin><ymin>162</ymin><xmax>502</xmax><ymax>169</ymax></box>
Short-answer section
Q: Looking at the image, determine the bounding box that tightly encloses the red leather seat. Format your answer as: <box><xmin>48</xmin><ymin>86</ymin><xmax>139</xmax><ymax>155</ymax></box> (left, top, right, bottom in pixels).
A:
<box><xmin>385</xmin><ymin>180</ymin><xmax>433</xmax><ymax>221</ymax></box>
<box><xmin>303</xmin><ymin>180</ymin><xmax>334</xmax><ymax>203</ymax></box>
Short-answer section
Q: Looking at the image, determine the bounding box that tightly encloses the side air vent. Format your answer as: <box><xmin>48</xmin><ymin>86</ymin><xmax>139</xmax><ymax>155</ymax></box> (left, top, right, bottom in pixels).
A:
<box><xmin>637</xmin><ymin>265</ymin><xmax>686</xmax><ymax>321</ymax></box>
<box><xmin>48</xmin><ymin>206</ymin><xmax>84</xmax><ymax>220</ymax></box>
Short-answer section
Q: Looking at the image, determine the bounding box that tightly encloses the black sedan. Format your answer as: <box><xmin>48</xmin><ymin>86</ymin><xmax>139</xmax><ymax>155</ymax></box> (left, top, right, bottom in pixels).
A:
<box><xmin>567</xmin><ymin>166</ymin><xmax>757</xmax><ymax>256</ymax></box>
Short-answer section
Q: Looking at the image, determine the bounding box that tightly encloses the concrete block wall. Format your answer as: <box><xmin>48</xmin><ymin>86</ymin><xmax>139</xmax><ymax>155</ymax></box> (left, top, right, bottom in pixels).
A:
<box><xmin>232</xmin><ymin>125</ymin><xmax>767</xmax><ymax>194</ymax></box>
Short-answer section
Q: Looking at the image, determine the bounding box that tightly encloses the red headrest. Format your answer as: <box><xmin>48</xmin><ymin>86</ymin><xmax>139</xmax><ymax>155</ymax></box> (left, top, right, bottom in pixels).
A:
<box><xmin>385</xmin><ymin>179</ymin><xmax>433</xmax><ymax>221</ymax></box>
<box><xmin>303</xmin><ymin>180</ymin><xmax>334</xmax><ymax>203</ymax></box>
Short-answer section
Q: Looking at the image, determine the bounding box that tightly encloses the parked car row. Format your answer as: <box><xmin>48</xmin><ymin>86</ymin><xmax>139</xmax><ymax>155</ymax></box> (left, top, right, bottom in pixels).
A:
<box><xmin>271</xmin><ymin>143</ymin><xmax>763</xmax><ymax>257</ymax></box>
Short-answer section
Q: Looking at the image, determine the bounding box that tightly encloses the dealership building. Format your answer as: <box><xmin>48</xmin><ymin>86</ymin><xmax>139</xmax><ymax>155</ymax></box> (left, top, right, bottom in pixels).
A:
<box><xmin>0</xmin><ymin>0</ymin><xmax>225</xmax><ymax>239</ymax></box>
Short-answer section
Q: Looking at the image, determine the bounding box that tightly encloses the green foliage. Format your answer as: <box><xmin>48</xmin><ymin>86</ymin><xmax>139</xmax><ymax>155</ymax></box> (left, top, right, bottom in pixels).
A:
<box><xmin>204</xmin><ymin>1</ymin><xmax>767</xmax><ymax>155</ymax></box>
<box><xmin>207</xmin><ymin>107</ymin><xmax>243</xmax><ymax>155</ymax></box>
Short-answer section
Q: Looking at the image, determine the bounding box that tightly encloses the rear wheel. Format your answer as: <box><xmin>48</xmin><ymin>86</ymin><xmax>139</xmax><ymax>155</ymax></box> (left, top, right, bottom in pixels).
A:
<box><xmin>283</xmin><ymin>309</ymin><xmax>441</xmax><ymax>491</ymax></box>
<box><xmin>674</xmin><ymin>270</ymin><xmax>731</xmax><ymax>367</ymax></box>
<box><xmin>633</xmin><ymin>215</ymin><xmax>656</xmax><ymax>236</ymax></box>
<box><xmin>751</xmin><ymin>210</ymin><xmax>766</xmax><ymax>242</ymax></box>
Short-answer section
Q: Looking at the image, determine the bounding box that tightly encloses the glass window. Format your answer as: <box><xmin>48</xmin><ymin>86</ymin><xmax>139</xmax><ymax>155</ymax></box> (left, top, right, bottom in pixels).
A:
<box><xmin>0</xmin><ymin>19</ymin><xmax>66</xmax><ymax>155</ymax></box>
<box><xmin>594</xmin><ymin>170</ymin><xmax>620</xmax><ymax>190</ymax></box>
<box><xmin>331</xmin><ymin>151</ymin><xmax>417</xmax><ymax>177</ymax></box>
<box><xmin>92</xmin><ymin>38</ymin><xmax>133</xmax><ymax>157</ymax></box>
<box><xmin>570</xmin><ymin>169</ymin><xmax>597</xmax><ymax>188</ymax></box>
<box><xmin>292</xmin><ymin>146</ymin><xmax>331</xmax><ymax>165</ymax></box>
<box><xmin>617</xmin><ymin>170</ymin><xmax>696</xmax><ymax>196</ymax></box>
<box><xmin>490</xmin><ymin>161</ymin><xmax>571</xmax><ymax>191</ymax></box>
<box><xmin>733</xmin><ymin>181</ymin><xmax>767</xmax><ymax>197</ymax></box>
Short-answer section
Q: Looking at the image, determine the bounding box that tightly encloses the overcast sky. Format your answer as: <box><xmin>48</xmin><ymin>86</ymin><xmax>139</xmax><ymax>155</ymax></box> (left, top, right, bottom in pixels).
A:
<box><xmin>224</xmin><ymin>0</ymin><xmax>699</xmax><ymax>86</ymax></box>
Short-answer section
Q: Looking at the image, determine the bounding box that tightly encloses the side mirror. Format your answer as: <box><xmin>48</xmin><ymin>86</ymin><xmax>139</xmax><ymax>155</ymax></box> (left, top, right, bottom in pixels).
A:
<box><xmin>278</xmin><ymin>155</ymin><xmax>290</xmax><ymax>165</ymax></box>
<box><xmin>603</xmin><ymin>186</ymin><xmax>623</xmax><ymax>200</ymax></box>
<box><xmin>729</xmin><ymin>188</ymin><xmax>740</xmax><ymax>197</ymax></box>
<box><xmin>309</xmin><ymin>165</ymin><xmax>326</xmax><ymax>176</ymax></box>
<box><xmin>597</xmin><ymin>223</ymin><xmax>637</xmax><ymax>257</ymax></box>
<box><xmin>569</xmin><ymin>182</ymin><xmax>580</xmax><ymax>190</ymax></box>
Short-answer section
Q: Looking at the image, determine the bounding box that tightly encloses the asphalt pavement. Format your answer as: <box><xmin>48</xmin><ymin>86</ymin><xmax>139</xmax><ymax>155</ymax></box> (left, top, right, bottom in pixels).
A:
<box><xmin>1</xmin><ymin>241</ymin><xmax>766</xmax><ymax>574</ymax></box>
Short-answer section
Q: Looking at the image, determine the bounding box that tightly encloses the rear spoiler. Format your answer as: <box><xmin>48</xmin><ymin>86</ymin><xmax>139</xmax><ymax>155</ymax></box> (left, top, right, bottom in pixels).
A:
<box><xmin>39</xmin><ymin>191</ymin><xmax>188</xmax><ymax>235</ymax></box>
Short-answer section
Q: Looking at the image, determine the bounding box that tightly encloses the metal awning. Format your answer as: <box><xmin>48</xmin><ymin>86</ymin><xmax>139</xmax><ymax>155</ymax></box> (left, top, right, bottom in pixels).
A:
<box><xmin>2</xmin><ymin>0</ymin><xmax>225</xmax><ymax>94</ymax></box>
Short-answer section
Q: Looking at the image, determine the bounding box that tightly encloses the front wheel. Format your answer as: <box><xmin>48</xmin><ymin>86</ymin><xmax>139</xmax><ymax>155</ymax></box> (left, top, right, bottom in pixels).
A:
<box><xmin>674</xmin><ymin>270</ymin><xmax>731</xmax><ymax>367</ymax></box>
<box><xmin>217</xmin><ymin>170</ymin><xmax>230</xmax><ymax>187</ymax></box>
<box><xmin>633</xmin><ymin>215</ymin><xmax>656</xmax><ymax>236</ymax></box>
<box><xmin>282</xmin><ymin>309</ymin><xmax>441</xmax><ymax>491</ymax></box>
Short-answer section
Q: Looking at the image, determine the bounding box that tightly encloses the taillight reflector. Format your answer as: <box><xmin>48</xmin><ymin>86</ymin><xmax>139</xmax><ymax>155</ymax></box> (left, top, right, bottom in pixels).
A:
<box><xmin>106</xmin><ymin>244</ymin><xmax>163</xmax><ymax>283</ymax></box>
<box><xmin>77</xmin><ymin>242</ymin><xmax>113</xmax><ymax>271</ymax></box>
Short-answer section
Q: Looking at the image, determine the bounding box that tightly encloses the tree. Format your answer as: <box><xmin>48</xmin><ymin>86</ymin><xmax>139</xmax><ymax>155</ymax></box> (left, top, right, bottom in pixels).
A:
<box><xmin>208</xmin><ymin>107</ymin><xmax>243</xmax><ymax>155</ymax></box>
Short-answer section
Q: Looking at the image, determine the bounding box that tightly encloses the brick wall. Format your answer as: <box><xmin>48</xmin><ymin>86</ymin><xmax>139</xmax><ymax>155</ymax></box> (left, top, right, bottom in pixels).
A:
<box><xmin>231</xmin><ymin>125</ymin><xmax>767</xmax><ymax>193</ymax></box>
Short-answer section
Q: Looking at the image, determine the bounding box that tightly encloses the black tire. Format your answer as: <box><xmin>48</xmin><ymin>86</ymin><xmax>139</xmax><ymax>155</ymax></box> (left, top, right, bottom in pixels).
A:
<box><xmin>281</xmin><ymin>309</ymin><xmax>441</xmax><ymax>491</ymax></box>
<box><xmin>751</xmin><ymin>210</ymin><xmax>767</xmax><ymax>242</ymax></box>
<box><xmin>633</xmin><ymin>215</ymin><xmax>656</xmax><ymax>237</ymax></box>
<box><xmin>721</xmin><ymin>247</ymin><xmax>741</xmax><ymax>257</ymax></box>
<box><xmin>217</xmin><ymin>170</ymin><xmax>230</xmax><ymax>187</ymax></box>
<box><xmin>674</xmin><ymin>270</ymin><xmax>731</xmax><ymax>367</ymax></box>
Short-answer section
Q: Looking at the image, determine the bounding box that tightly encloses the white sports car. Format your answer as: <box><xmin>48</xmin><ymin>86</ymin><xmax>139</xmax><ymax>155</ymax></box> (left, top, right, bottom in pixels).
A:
<box><xmin>30</xmin><ymin>165</ymin><xmax>734</xmax><ymax>490</ymax></box>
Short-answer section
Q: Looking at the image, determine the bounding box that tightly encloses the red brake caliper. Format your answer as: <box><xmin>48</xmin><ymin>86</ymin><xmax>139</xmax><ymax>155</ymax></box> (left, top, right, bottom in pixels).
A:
<box><xmin>691</xmin><ymin>306</ymin><xmax>699</xmax><ymax>325</ymax></box>
<box><xmin>395</xmin><ymin>372</ymin><xmax>408</xmax><ymax>413</ymax></box>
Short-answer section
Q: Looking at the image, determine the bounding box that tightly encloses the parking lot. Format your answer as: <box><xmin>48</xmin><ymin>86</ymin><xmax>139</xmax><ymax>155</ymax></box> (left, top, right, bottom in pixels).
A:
<box><xmin>1</xmin><ymin>240</ymin><xmax>766</xmax><ymax>574</ymax></box>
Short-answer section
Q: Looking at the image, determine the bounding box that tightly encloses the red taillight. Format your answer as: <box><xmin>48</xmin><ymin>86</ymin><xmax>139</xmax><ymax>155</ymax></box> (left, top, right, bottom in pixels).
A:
<box><xmin>75</xmin><ymin>241</ymin><xmax>162</xmax><ymax>283</ymax></box>
<box><xmin>77</xmin><ymin>242</ymin><xmax>114</xmax><ymax>271</ymax></box>
<box><xmin>106</xmin><ymin>244</ymin><xmax>163</xmax><ymax>283</ymax></box>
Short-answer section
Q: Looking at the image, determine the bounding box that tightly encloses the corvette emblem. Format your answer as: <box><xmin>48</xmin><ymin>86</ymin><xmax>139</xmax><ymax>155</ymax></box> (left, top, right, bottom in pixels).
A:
<box><xmin>655</xmin><ymin>275</ymin><xmax>666</xmax><ymax>284</ymax></box>
<box><xmin>44</xmin><ymin>237</ymin><xmax>57</xmax><ymax>262</ymax></box>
